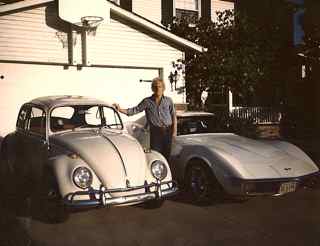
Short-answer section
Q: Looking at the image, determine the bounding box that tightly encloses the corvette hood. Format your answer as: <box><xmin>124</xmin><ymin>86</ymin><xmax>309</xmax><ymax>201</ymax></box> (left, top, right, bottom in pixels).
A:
<box><xmin>179</xmin><ymin>133</ymin><xmax>318</xmax><ymax>179</ymax></box>
<box><xmin>51</xmin><ymin>129</ymin><xmax>147</xmax><ymax>188</ymax></box>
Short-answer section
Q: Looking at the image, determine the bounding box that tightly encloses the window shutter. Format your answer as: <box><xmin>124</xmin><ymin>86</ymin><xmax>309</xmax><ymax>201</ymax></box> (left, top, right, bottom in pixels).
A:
<box><xmin>120</xmin><ymin>0</ymin><xmax>132</xmax><ymax>12</ymax></box>
<box><xmin>161</xmin><ymin>0</ymin><xmax>174</xmax><ymax>26</ymax></box>
<box><xmin>201</xmin><ymin>0</ymin><xmax>211</xmax><ymax>20</ymax></box>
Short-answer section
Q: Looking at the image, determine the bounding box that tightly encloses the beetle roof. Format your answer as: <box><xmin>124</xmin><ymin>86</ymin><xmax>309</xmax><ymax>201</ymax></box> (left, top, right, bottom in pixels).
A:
<box><xmin>28</xmin><ymin>95</ymin><xmax>112</xmax><ymax>109</ymax></box>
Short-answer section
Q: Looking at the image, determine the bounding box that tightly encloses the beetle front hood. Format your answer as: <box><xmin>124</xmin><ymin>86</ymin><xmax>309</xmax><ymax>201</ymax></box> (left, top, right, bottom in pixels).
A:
<box><xmin>51</xmin><ymin>129</ymin><xmax>147</xmax><ymax>188</ymax></box>
<box><xmin>179</xmin><ymin>133</ymin><xmax>319</xmax><ymax>179</ymax></box>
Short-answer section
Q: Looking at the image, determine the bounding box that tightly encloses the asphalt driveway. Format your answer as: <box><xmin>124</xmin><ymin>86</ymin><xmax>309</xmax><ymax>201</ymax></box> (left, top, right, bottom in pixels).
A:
<box><xmin>1</xmin><ymin>187</ymin><xmax>320</xmax><ymax>246</ymax></box>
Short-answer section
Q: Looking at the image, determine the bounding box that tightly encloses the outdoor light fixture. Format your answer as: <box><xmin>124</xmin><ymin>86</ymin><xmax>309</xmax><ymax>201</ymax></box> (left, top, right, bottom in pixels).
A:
<box><xmin>169</xmin><ymin>70</ymin><xmax>178</xmax><ymax>91</ymax></box>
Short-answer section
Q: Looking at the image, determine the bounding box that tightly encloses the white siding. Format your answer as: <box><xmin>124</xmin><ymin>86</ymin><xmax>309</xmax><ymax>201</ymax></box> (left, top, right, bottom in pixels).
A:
<box><xmin>87</xmin><ymin>17</ymin><xmax>182</xmax><ymax>68</ymax></box>
<box><xmin>0</xmin><ymin>6</ymin><xmax>68</xmax><ymax>63</ymax></box>
<box><xmin>211</xmin><ymin>0</ymin><xmax>234</xmax><ymax>22</ymax></box>
<box><xmin>86</xmin><ymin>16</ymin><xmax>184</xmax><ymax>102</ymax></box>
<box><xmin>132</xmin><ymin>0</ymin><xmax>162</xmax><ymax>24</ymax></box>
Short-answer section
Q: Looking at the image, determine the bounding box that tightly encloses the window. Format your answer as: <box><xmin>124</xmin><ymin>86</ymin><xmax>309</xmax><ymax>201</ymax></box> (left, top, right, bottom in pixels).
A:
<box><xmin>17</xmin><ymin>106</ymin><xmax>29</xmax><ymax>130</ymax></box>
<box><xmin>27</xmin><ymin>107</ymin><xmax>46</xmax><ymax>136</ymax></box>
<box><xmin>103</xmin><ymin>107</ymin><xmax>122</xmax><ymax>129</ymax></box>
<box><xmin>51</xmin><ymin>106</ymin><xmax>74</xmax><ymax>119</ymax></box>
<box><xmin>85</xmin><ymin>106</ymin><xmax>101</xmax><ymax>126</ymax></box>
<box><xmin>50</xmin><ymin>105</ymin><xmax>122</xmax><ymax>132</ymax></box>
<box><xmin>175</xmin><ymin>0</ymin><xmax>200</xmax><ymax>23</ymax></box>
<box><xmin>176</xmin><ymin>8</ymin><xmax>199</xmax><ymax>23</ymax></box>
<box><xmin>176</xmin><ymin>0</ymin><xmax>199</xmax><ymax>11</ymax></box>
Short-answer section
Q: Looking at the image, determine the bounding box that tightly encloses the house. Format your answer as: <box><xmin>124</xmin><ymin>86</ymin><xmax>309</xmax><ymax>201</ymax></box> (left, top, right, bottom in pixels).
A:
<box><xmin>104</xmin><ymin>0</ymin><xmax>234</xmax><ymax>26</ymax></box>
<box><xmin>0</xmin><ymin>0</ymin><xmax>205</xmax><ymax>137</ymax></box>
<box><xmin>162</xmin><ymin>0</ymin><xmax>234</xmax><ymax>25</ymax></box>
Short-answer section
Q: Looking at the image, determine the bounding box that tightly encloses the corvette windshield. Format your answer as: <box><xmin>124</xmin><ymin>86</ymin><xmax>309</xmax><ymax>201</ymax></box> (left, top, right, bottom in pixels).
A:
<box><xmin>177</xmin><ymin>116</ymin><xmax>217</xmax><ymax>135</ymax></box>
<box><xmin>50</xmin><ymin>105</ymin><xmax>122</xmax><ymax>132</ymax></box>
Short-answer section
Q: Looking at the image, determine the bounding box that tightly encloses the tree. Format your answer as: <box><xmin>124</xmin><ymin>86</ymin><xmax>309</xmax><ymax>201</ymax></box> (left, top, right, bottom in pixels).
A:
<box><xmin>302</xmin><ymin>0</ymin><xmax>320</xmax><ymax>58</ymax></box>
<box><xmin>170</xmin><ymin>8</ymin><xmax>291</xmax><ymax>110</ymax></box>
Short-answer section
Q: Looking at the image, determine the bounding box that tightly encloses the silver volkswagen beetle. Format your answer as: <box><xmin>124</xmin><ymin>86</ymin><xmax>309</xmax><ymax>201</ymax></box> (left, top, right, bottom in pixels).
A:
<box><xmin>0</xmin><ymin>96</ymin><xmax>177</xmax><ymax>220</ymax></box>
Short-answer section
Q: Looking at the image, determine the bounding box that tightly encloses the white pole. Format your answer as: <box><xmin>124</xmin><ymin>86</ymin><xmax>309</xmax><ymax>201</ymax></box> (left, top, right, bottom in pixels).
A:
<box><xmin>228</xmin><ymin>89</ymin><xmax>233</xmax><ymax>113</ymax></box>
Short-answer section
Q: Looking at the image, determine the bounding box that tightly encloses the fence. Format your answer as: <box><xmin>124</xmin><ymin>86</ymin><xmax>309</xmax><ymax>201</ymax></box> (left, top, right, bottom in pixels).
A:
<box><xmin>230</xmin><ymin>107</ymin><xmax>281</xmax><ymax>124</ymax></box>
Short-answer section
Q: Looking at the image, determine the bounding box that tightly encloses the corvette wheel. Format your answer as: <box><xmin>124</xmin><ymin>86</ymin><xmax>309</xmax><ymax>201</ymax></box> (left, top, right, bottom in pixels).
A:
<box><xmin>186</xmin><ymin>162</ymin><xmax>223</xmax><ymax>205</ymax></box>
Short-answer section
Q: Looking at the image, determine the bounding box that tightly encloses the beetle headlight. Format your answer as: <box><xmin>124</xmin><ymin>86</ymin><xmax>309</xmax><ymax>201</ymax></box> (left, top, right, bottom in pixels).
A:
<box><xmin>73</xmin><ymin>167</ymin><xmax>93</xmax><ymax>189</ymax></box>
<box><xmin>151</xmin><ymin>160</ymin><xmax>168</xmax><ymax>181</ymax></box>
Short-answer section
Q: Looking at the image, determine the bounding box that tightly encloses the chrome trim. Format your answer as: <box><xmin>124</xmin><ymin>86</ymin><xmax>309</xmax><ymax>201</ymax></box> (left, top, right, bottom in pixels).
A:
<box><xmin>63</xmin><ymin>180</ymin><xmax>178</xmax><ymax>208</ymax></box>
<box><xmin>230</xmin><ymin>171</ymin><xmax>320</xmax><ymax>196</ymax></box>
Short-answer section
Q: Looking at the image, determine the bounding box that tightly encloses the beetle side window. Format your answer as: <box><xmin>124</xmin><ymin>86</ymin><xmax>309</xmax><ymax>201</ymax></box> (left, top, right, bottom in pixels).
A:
<box><xmin>17</xmin><ymin>106</ymin><xmax>29</xmax><ymax>130</ymax></box>
<box><xmin>27</xmin><ymin>107</ymin><xmax>46</xmax><ymax>136</ymax></box>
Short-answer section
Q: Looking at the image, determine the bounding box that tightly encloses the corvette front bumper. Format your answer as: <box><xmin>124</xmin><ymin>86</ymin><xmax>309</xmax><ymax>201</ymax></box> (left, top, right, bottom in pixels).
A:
<box><xmin>228</xmin><ymin>171</ymin><xmax>320</xmax><ymax>196</ymax></box>
<box><xmin>63</xmin><ymin>180</ymin><xmax>178</xmax><ymax>207</ymax></box>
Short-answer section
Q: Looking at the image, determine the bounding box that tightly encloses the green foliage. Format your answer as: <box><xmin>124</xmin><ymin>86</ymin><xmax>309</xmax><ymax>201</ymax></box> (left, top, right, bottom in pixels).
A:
<box><xmin>170</xmin><ymin>9</ymin><xmax>288</xmax><ymax>110</ymax></box>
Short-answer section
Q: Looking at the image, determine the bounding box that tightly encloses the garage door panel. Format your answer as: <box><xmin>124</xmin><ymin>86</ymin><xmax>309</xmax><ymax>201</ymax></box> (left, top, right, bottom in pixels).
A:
<box><xmin>0</xmin><ymin>63</ymin><xmax>160</xmax><ymax>136</ymax></box>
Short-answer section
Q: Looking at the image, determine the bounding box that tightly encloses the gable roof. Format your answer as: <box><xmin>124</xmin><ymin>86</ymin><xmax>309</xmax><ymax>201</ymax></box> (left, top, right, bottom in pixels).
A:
<box><xmin>0</xmin><ymin>0</ymin><xmax>206</xmax><ymax>52</ymax></box>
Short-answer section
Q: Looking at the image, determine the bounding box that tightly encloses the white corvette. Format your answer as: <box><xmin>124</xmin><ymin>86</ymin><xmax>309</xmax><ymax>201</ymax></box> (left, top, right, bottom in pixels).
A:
<box><xmin>127</xmin><ymin>111</ymin><xmax>320</xmax><ymax>204</ymax></box>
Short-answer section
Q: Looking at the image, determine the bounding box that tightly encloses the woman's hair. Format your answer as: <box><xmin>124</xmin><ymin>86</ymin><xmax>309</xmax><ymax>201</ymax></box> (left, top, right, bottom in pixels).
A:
<box><xmin>151</xmin><ymin>77</ymin><xmax>165</xmax><ymax>91</ymax></box>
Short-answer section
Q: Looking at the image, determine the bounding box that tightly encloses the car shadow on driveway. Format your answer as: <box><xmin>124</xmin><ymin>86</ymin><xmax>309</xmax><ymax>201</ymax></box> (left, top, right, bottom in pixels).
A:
<box><xmin>0</xmin><ymin>198</ymin><xmax>46</xmax><ymax>246</ymax></box>
<box><xmin>168</xmin><ymin>189</ymin><xmax>249</xmax><ymax>207</ymax></box>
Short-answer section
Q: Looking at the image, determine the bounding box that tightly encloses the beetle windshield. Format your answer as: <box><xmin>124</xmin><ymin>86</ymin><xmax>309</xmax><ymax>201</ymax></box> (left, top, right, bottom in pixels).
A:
<box><xmin>177</xmin><ymin>116</ymin><xmax>219</xmax><ymax>135</ymax></box>
<box><xmin>50</xmin><ymin>105</ymin><xmax>122</xmax><ymax>132</ymax></box>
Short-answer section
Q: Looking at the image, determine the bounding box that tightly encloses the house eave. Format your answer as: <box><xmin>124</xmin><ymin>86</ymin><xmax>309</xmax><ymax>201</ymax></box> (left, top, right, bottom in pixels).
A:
<box><xmin>0</xmin><ymin>0</ymin><xmax>52</xmax><ymax>13</ymax></box>
<box><xmin>0</xmin><ymin>0</ymin><xmax>206</xmax><ymax>53</ymax></box>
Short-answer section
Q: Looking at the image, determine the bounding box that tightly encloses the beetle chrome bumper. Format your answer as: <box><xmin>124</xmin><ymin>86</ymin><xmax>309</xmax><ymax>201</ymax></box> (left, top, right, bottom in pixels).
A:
<box><xmin>63</xmin><ymin>180</ymin><xmax>178</xmax><ymax>207</ymax></box>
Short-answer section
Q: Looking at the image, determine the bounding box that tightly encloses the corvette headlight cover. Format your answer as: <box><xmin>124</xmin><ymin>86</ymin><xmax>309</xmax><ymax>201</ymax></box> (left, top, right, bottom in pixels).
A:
<box><xmin>73</xmin><ymin>167</ymin><xmax>93</xmax><ymax>189</ymax></box>
<box><xmin>151</xmin><ymin>160</ymin><xmax>168</xmax><ymax>180</ymax></box>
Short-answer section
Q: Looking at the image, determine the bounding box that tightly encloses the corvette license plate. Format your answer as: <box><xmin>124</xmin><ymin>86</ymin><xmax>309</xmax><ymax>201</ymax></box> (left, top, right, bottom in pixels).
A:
<box><xmin>279</xmin><ymin>182</ymin><xmax>297</xmax><ymax>195</ymax></box>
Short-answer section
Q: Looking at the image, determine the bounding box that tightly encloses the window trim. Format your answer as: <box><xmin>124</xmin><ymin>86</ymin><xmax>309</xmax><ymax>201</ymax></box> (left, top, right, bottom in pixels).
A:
<box><xmin>48</xmin><ymin>104</ymin><xmax>124</xmax><ymax>135</ymax></box>
<box><xmin>174</xmin><ymin>0</ymin><xmax>201</xmax><ymax>19</ymax></box>
<box><xmin>26</xmin><ymin>105</ymin><xmax>47</xmax><ymax>138</ymax></box>
<box><xmin>16</xmin><ymin>104</ymin><xmax>31</xmax><ymax>132</ymax></box>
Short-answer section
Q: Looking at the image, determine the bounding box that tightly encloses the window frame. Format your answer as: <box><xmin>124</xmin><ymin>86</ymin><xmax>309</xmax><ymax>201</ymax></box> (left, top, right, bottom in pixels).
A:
<box><xmin>48</xmin><ymin>104</ymin><xmax>124</xmax><ymax>135</ymax></box>
<box><xmin>16</xmin><ymin>104</ymin><xmax>31</xmax><ymax>132</ymax></box>
<box><xmin>26</xmin><ymin>105</ymin><xmax>47</xmax><ymax>138</ymax></box>
<box><xmin>175</xmin><ymin>0</ymin><xmax>201</xmax><ymax>21</ymax></box>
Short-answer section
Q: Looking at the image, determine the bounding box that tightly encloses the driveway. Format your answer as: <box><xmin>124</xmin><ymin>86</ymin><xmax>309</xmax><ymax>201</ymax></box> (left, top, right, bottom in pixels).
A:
<box><xmin>1</xmin><ymin>187</ymin><xmax>319</xmax><ymax>246</ymax></box>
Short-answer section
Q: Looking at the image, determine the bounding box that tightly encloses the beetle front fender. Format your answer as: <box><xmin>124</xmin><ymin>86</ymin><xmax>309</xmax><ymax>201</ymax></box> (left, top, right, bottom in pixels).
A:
<box><xmin>48</xmin><ymin>155</ymin><xmax>102</xmax><ymax>198</ymax></box>
<box><xmin>144</xmin><ymin>150</ymin><xmax>173</xmax><ymax>183</ymax></box>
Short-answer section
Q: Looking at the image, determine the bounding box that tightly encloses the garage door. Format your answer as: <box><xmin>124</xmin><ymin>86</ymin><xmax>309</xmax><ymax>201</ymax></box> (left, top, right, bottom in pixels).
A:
<box><xmin>0</xmin><ymin>63</ymin><xmax>160</xmax><ymax>136</ymax></box>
